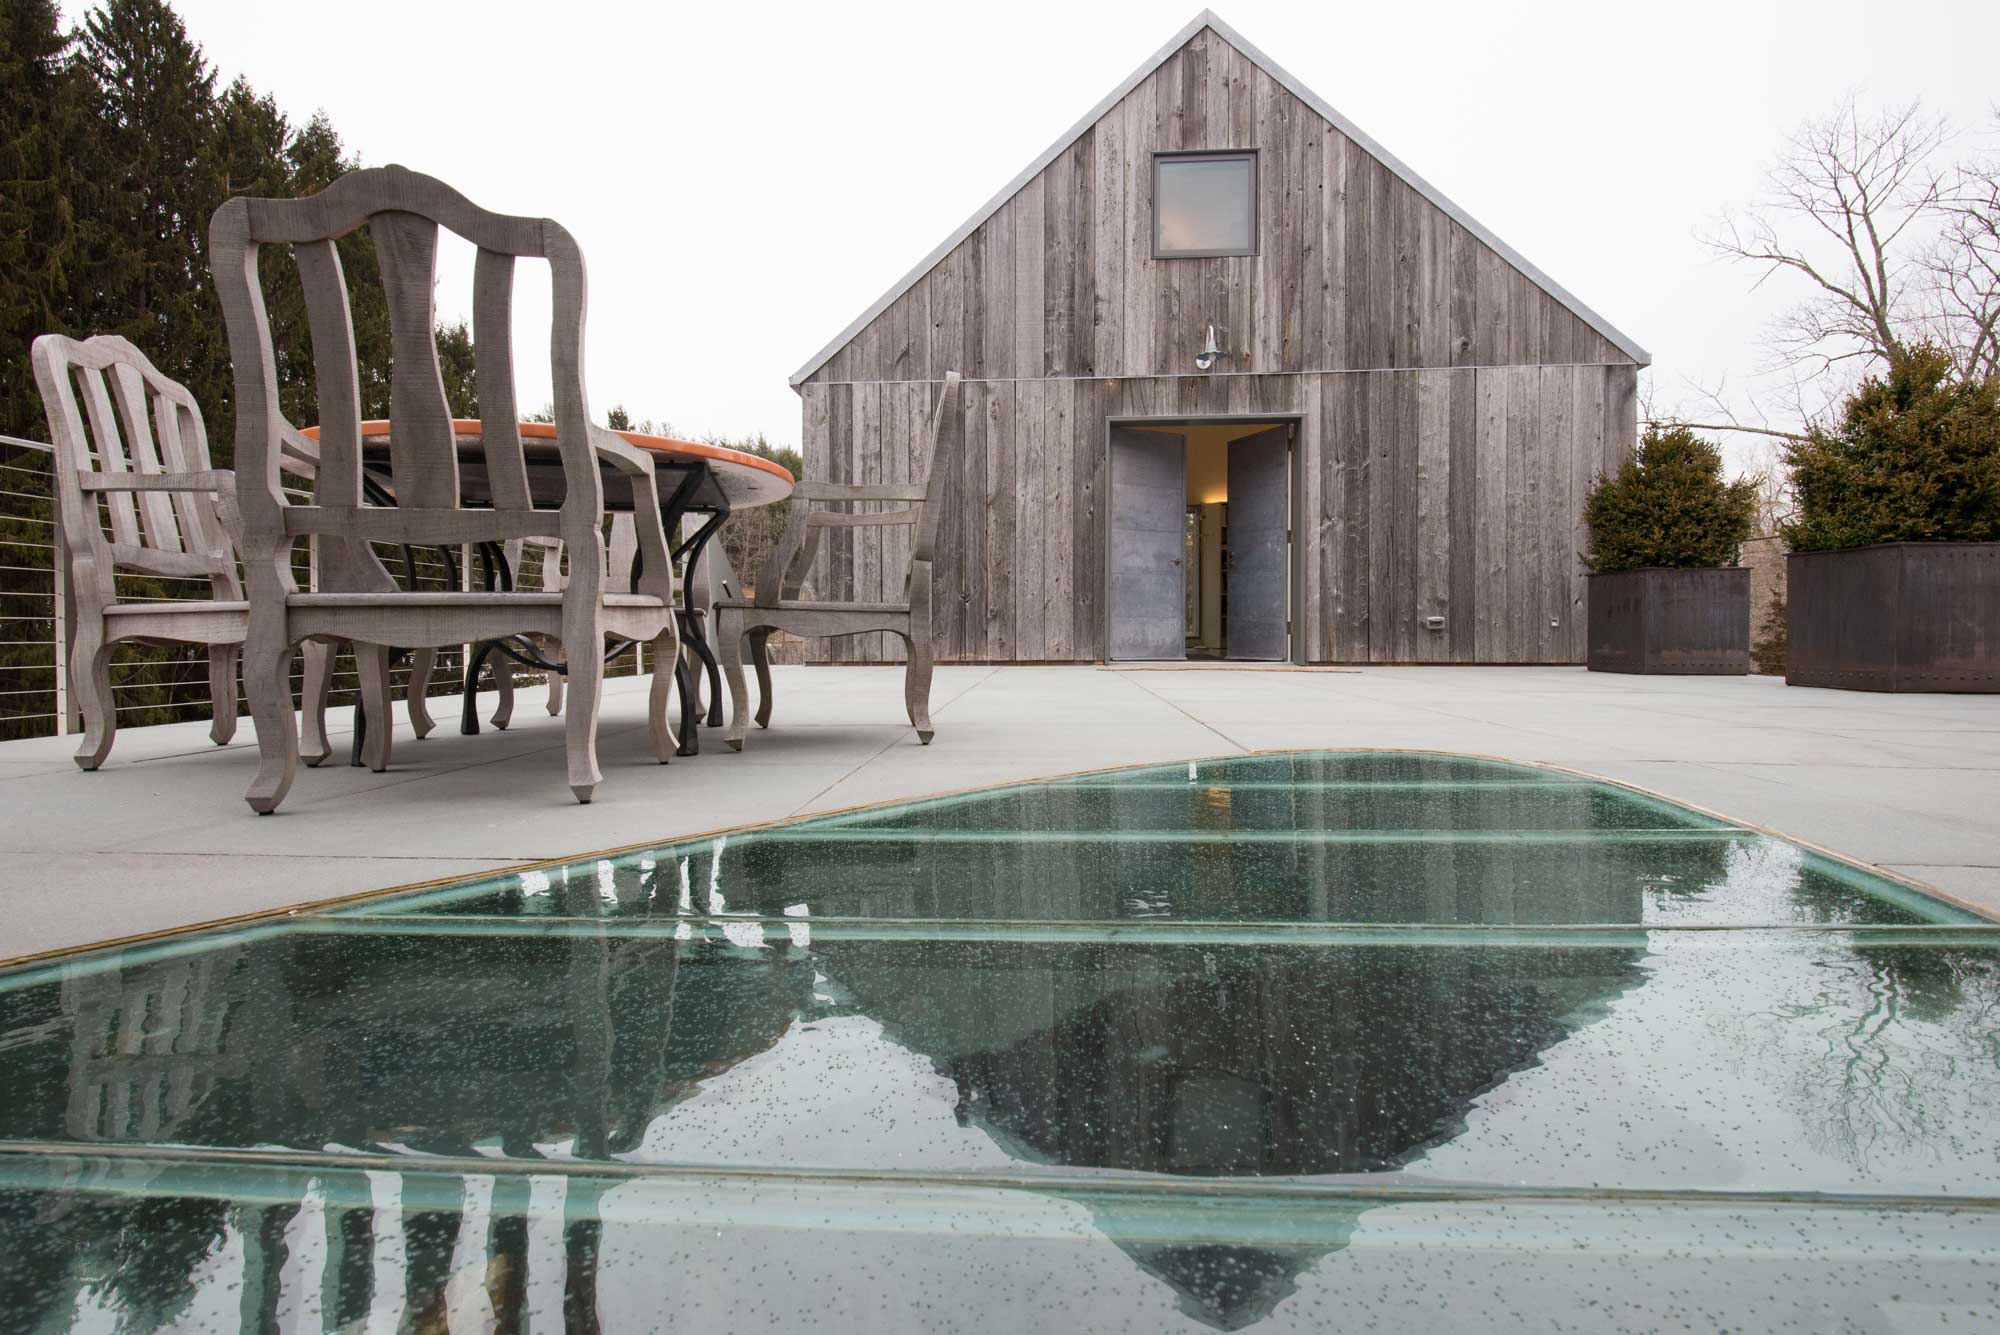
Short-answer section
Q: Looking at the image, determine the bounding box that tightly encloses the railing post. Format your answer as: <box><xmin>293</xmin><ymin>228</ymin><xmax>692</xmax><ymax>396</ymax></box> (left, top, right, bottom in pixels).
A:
<box><xmin>461</xmin><ymin>541</ymin><xmax>472</xmax><ymax>696</ymax></box>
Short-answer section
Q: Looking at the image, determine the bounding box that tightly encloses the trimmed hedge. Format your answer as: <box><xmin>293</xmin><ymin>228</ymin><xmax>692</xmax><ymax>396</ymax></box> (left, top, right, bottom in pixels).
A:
<box><xmin>1783</xmin><ymin>348</ymin><xmax>2000</xmax><ymax>552</ymax></box>
<box><xmin>1583</xmin><ymin>426</ymin><xmax>1757</xmax><ymax>574</ymax></box>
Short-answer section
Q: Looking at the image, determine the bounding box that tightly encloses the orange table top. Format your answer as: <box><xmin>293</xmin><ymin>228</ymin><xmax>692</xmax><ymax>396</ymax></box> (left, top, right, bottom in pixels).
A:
<box><xmin>307</xmin><ymin>419</ymin><xmax>796</xmax><ymax>509</ymax></box>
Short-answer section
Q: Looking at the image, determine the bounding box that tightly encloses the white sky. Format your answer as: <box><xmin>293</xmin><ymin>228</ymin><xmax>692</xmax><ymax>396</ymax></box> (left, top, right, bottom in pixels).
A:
<box><xmin>86</xmin><ymin>1</ymin><xmax>2000</xmax><ymax>468</ymax></box>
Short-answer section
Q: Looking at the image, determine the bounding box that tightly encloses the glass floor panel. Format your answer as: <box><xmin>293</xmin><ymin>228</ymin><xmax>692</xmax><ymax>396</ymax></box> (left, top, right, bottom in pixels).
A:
<box><xmin>366</xmin><ymin>830</ymin><xmax>1968</xmax><ymax>926</ymax></box>
<box><xmin>2</xmin><ymin>751</ymin><xmax>1995</xmax><ymax>1331</ymax></box>
<box><xmin>3</xmin><ymin>1156</ymin><xmax>1995</xmax><ymax>1335</ymax></box>
<box><xmin>349</xmin><ymin>754</ymin><xmax>1975</xmax><ymax>927</ymax></box>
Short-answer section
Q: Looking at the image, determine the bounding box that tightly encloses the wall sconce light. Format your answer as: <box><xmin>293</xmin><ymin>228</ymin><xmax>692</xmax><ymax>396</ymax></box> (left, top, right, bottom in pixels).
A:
<box><xmin>1195</xmin><ymin>324</ymin><xmax>1225</xmax><ymax>372</ymax></box>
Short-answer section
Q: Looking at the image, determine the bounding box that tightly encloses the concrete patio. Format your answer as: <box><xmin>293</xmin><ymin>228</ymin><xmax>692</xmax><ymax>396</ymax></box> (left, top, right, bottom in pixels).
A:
<box><xmin>3</xmin><ymin>665</ymin><xmax>1997</xmax><ymax>961</ymax></box>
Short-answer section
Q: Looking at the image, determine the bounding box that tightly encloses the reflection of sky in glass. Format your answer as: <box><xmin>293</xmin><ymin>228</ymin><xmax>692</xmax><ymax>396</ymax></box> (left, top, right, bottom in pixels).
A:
<box><xmin>1157</xmin><ymin>157</ymin><xmax>1254</xmax><ymax>253</ymax></box>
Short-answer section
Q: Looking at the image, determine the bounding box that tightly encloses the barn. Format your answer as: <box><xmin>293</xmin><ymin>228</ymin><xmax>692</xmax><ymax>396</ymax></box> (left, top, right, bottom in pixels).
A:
<box><xmin>790</xmin><ymin>9</ymin><xmax>1647</xmax><ymax>665</ymax></box>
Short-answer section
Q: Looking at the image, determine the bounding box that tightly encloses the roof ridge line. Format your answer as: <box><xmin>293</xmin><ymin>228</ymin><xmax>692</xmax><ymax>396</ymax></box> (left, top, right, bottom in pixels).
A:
<box><xmin>789</xmin><ymin>9</ymin><xmax>1647</xmax><ymax>388</ymax></box>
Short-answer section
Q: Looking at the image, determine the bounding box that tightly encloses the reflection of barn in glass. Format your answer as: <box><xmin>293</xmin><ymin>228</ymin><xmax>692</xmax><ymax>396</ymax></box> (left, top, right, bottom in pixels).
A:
<box><xmin>816</xmin><ymin>935</ymin><xmax>1645</xmax><ymax>1329</ymax></box>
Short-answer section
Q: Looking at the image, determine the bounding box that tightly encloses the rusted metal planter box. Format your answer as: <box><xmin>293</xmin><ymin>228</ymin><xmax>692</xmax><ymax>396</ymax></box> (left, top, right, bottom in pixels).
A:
<box><xmin>1787</xmin><ymin>542</ymin><xmax>2000</xmax><ymax>692</ymax></box>
<box><xmin>1586</xmin><ymin>568</ymin><xmax>1749</xmax><ymax>674</ymax></box>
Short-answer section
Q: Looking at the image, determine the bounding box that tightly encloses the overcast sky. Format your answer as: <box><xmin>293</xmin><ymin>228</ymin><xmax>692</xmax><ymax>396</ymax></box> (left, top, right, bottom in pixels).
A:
<box><xmin>94</xmin><ymin>1</ymin><xmax>2000</xmax><ymax>469</ymax></box>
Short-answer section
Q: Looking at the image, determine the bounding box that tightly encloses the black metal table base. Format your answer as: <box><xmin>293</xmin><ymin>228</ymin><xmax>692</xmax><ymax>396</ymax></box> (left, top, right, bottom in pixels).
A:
<box><xmin>449</xmin><ymin>463</ymin><xmax>734</xmax><ymax>758</ymax></box>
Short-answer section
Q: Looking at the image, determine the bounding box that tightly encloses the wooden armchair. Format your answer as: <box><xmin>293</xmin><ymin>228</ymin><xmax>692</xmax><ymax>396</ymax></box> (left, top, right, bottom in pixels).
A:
<box><xmin>211</xmin><ymin>165</ymin><xmax>680</xmax><ymax>813</ymax></box>
<box><xmin>715</xmin><ymin>371</ymin><xmax>960</xmax><ymax>748</ymax></box>
<box><xmin>29</xmin><ymin>334</ymin><xmax>248</xmax><ymax>770</ymax></box>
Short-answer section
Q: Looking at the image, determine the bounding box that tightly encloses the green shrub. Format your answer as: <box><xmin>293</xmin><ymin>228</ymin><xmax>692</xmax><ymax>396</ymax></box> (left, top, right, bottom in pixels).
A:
<box><xmin>1582</xmin><ymin>425</ymin><xmax>1757</xmax><ymax>573</ymax></box>
<box><xmin>1782</xmin><ymin>348</ymin><xmax>2000</xmax><ymax>552</ymax></box>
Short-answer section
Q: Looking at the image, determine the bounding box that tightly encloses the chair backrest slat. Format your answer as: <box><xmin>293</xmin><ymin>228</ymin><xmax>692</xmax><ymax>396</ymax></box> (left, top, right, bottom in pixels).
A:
<box><xmin>106</xmin><ymin>363</ymin><xmax>184</xmax><ymax>553</ymax></box>
<box><xmin>293</xmin><ymin>241</ymin><xmax>363</xmax><ymax>508</ymax></box>
<box><xmin>911</xmin><ymin>372</ymin><xmax>963</xmax><ymax>565</ymax></box>
<box><xmin>372</xmin><ymin>211</ymin><xmax>459</xmax><ymax>511</ymax></box>
<box><xmin>75</xmin><ymin>368</ymin><xmax>143</xmax><ymax>547</ymax></box>
<box><xmin>473</xmin><ymin>248</ymin><xmax>531</xmax><ymax>510</ymax></box>
<box><xmin>151</xmin><ymin>395</ymin><xmax>222</xmax><ymax>564</ymax></box>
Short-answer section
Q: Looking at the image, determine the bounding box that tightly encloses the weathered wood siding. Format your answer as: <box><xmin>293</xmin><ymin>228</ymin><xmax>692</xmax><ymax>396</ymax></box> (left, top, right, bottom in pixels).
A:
<box><xmin>802</xmin><ymin>27</ymin><xmax>1632</xmax><ymax>387</ymax></box>
<box><xmin>802</xmin><ymin>364</ymin><xmax>1638</xmax><ymax>664</ymax></box>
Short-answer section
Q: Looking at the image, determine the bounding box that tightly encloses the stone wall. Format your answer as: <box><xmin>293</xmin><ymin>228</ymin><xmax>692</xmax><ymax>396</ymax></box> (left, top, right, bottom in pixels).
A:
<box><xmin>1742</xmin><ymin>534</ymin><xmax>1789</xmax><ymax>674</ymax></box>
<box><xmin>1743</xmin><ymin>534</ymin><xmax>1788</xmax><ymax>612</ymax></box>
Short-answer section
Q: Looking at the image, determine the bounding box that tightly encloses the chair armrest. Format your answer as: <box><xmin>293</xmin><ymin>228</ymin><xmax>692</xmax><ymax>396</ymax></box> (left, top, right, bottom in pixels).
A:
<box><xmin>778</xmin><ymin>526</ymin><xmax>822</xmax><ymax>602</ymax></box>
<box><xmin>79</xmin><ymin>469</ymin><xmax>234</xmax><ymax>493</ymax></box>
<box><xmin>588</xmin><ymin>426</ymin><xmax>675</xmax><ymax>603</ymax></box>
<box><xmin>278</xmin><ymin>425</ymin><xmax>320</xmax><ymax>476</ymax></box>
<box><xmin>589</xmin><ymin>426</ymin><xmax>658</xmax><ymax>478</ymax></box>
<box><xmin>757</xmin><ymin>493</ymin><xmax>816</xmax><ymax>607</ymax></box>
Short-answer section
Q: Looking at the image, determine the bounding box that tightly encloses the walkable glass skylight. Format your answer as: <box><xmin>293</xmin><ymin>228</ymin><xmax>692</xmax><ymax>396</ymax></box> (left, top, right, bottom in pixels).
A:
<box><xmin>2</xmin><ymin>752</ymin><xmax>1995</xmax><ymax>1332</ymax></box>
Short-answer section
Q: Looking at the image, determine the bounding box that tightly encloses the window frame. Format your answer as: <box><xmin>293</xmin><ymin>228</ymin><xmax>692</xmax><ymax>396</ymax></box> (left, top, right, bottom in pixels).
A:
<box><xmin>1151</xmin><ymin>150</ymin><xmax>1260</xmax><ymax>259</ymax></box>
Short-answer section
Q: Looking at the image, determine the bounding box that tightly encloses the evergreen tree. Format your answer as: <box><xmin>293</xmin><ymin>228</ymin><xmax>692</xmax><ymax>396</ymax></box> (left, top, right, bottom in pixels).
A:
<box><xmin>1782</xmin><ymin>347</ymin><xmax>2000</xmax><ymax>551</ymax></box>
<box><xmin>0</xmin><ymin>0</ymin><xmax>85</xmax><ymax>435</ymax></box>
<box><xmin>436</xmin><ymin>320</ymin><xmax>478</xmax><ymax>417</ymax></box>
<box><xmin>1582</xmin><ymin>426</ymin><xmax>1758</xmax><ymax>573</ymax></box>
<box><xmin>72</xmin><ymin>0</ymin><xmax>227</xmax><ymax>417</ymax></box>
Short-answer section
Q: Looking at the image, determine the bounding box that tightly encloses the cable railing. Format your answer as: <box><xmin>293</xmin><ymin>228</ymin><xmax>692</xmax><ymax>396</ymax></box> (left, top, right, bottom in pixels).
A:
<box><xmin>0</xmin><ymin>435</ymin><xmax>644</xmax><ymax>744</ymax></box>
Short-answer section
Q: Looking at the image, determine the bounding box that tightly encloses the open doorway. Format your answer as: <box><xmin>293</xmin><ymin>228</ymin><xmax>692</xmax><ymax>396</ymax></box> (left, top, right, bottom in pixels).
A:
<box><xmin>1107</xmin><ymin>419</ymin><xmax>1295</xmax><ymax>663</ymax></box>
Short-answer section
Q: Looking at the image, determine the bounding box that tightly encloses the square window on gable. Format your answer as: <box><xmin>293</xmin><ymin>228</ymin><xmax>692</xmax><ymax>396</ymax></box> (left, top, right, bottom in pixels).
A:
<box><xmin>1153</xmin><ymin>151</ymin><xmax>1258</xmax><ymax>258</ymax></box>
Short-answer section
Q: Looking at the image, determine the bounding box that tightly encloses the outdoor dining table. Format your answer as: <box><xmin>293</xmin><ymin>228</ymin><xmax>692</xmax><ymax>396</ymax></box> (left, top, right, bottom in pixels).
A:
<box><xmin>305</xmin><ymin>419</ymin><xmax>794</xmax><ymax>757</ymax></box>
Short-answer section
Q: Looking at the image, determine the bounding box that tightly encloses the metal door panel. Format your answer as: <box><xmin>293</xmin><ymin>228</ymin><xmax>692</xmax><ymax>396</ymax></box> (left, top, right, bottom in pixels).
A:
<box><xmin>1108</xmin><ymin>428</ymin><xmax>1188</xmax><ymax>661</ymax></box>
<box><xmin>1226</xmin><ymin>426</ymin><xmax>1290</xmax><ymax>661</ymax></box>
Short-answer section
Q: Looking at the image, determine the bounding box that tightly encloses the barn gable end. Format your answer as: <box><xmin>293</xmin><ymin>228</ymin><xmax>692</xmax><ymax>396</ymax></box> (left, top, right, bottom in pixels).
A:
<box><xmin>793</xmin><ymin>10</ymin><xmax>1647</xmax><ymax>389</ymax></box>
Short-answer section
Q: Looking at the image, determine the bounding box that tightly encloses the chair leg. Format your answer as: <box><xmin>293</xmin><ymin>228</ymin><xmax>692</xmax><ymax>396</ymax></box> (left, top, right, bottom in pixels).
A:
<box><xmin>357</xmin><ymin>644</ymin><xmax>395</xmax><ymax>773</ymax></box>
<box><xmin>647</xmin><ymin>632</ymin><xmax>679</xmax><ymax>763</ymax></box>
<box><xmin>491</xmin><ymin>652</ymin><xmax>516</xmax><ymax>730</ymax></box>
<box><xmin>903</xmin><ymin>629</ymin><xmax>936</xmax><ymax>745</ymax></box>
<box><xmin>545</xmin><ymin>646</ymin><xmax>564</xmax><ymax>717</ymax></box>
<box><xmin>717</xmin><ymin>615</ymin><xmax>751</xmax><ymax>752</ymax></box>
<box><xmin>406</xmin><ymin>648</ymin><xmax>437</xmax><ymax>739</ymax></box>
<box><xmin>242</xmin><ymin>622</ymin><xmax>298</xmax><ymax>815</ymax></box>
<box><xmin>563</xmin><ymin>618</ymin><xmax>605</xmax><ymax>803</ymax></box>
<box><xmin>299</xmin><ymin>640</ymin><xmax>334</xmax><ymax>767</ymax></box>
<box><xmin>207</xmin><ymin>645</ymin><xmax>240</xmax><ymax>746</ymax></box>
<box><xmin>748</xmin><ymin>630</ymin><xmax>776</xmax><ymax>730</ymax></box>
<box><xmin>70</xmin><ymin>620</ymin><xmax>116</xmax><ymax>771</ymax></box>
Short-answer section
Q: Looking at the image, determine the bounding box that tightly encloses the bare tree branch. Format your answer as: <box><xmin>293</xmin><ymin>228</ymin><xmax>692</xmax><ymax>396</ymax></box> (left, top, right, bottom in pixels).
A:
<box><xmin>1706</xmin><ymin>95</ymin><xmax>1950</xmax><ymax>383</ymax></box>
<box><xmin>1917</xmin><ymin>108</ymin><xmax>2000</xmax><ymax>382</ymax></box>
<box><xmin>1653</xmin><ymin>421</ymin><xmax>1809</xmax><ymax>442</ymax></box>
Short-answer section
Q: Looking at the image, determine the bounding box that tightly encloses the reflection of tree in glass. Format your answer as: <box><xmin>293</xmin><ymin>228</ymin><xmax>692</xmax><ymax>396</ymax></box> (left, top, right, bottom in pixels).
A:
<box><xmin>1636</xmin><ymin>839</ymin><xmax>1734</xmax><ymax>915</ymax></box>
<box><xmin>1760</xmin><ymin>943</ymin><xmax>2000</xmax><ymax>1170</ymax></box>
<box><xmin>0</xmin><ymin>1185</ymin><xmax>230</xmax><ymax>1333</ymax></box>
<box><xmin>1642</xmin><ymin>838</ymin><xmax>1941</xmax><ymax>926</ymax></box>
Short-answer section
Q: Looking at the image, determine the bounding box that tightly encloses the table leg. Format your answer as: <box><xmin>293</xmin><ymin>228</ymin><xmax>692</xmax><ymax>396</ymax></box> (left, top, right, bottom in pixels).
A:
<box><xmin>673</xmin><ymin>645</ymin><xmax>698</xmax><ymax>757</ymax></box>
<box><xmin>674</xmin><ymin>507</ymin><xmax>729</xmax><ymax>731</ymax></box>
<box><xmin>461</xmin><ymin>641</ymin><xmax>501</xmax><ymax>736</ymax></box>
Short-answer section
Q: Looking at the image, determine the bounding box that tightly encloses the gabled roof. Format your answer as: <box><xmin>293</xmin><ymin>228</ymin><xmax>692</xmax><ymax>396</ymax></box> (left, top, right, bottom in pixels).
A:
<box><xmin>790</xmin><ymin>9</ymin><xmax>1650</xmax><ymax>387</ymax></box>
